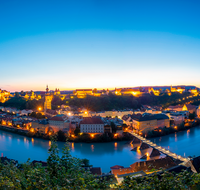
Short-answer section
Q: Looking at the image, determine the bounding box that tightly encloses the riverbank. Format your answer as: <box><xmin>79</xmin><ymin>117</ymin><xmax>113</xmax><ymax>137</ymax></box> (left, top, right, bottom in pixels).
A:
<box><xmin>0</xmin><ymin>125</ymin><xmax>133</xmax><ymax>143</ymax></box>
<box><xmin>144</xmin><ymin>119</ymin><xmax>200</xmax><ymax>139</ymax></box>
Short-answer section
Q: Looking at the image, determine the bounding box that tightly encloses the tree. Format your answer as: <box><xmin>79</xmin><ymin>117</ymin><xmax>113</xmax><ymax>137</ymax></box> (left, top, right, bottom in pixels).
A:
<box><xmin>74</xmin><ymin>127</ymin><xmax>80</xmax><ymax>136</ymax></box>
<box><xmin>189</xmin><ymin>112</ymin><xmax>196</xmax><ymax>120</ymax></box>
<box><xmin>57</xmin><ymin>130</ymin><xmax>66</xmax><ymax>141</ymax></box>
<box><xmin>110</xmin><ymin>122</ymin><xmax>117</xmax><ymax>133</ymax></box>
<box><xmin>81</xmin><ymin>158</ymin><xmax>92</xmax><ymax>167</ymax></box>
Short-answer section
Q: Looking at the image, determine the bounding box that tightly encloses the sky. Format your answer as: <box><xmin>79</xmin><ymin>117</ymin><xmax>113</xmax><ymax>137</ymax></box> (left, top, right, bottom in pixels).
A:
<box><xmin>0</xmin><ymin>0</ymin><xmax>200</xmax><ymax>92</ymax></box>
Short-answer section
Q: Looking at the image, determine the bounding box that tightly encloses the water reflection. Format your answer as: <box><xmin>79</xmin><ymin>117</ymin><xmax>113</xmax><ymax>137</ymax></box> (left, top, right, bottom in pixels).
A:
<box><xmin>114</xmin><ymin>142</ymin><xmax>117</xmax><ymax>150</ymax></box>
<box><xmin>71</xmin><ymin>142</ymin><xmax>74</xmax><ymax>151</ymax></box>
<box><xmin>91</xmin><ymin>145</ymin><xmax>94</xmax><ymax>152</ymax></box>
<box><xmin>1</xmin><ymin>126</ymin><xmax>200</xmax><ymax>173</ymax></box>
<box><xmin>175</xmin><ymin>133</ymin><xmax>177</xmax><ymax>142</ymax></box>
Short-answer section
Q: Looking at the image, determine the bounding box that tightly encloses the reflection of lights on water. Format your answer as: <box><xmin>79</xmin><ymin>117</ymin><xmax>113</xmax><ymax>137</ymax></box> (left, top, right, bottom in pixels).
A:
<box><xmin>8</xmin><ymin>136</ymin><xmax>11</xmax><ymax>141</ymax></box>
<box><xmin>24</xmin><ymin>138</ymin><xmax>26</xmax><ymax>143</ymax></box>
<box><xmin>175</xmin><ymin>133</ymin><xmax>177</xmax><ymax>142</ymax></box>
<box><xmin>137</xmin><ymin>146</ymin><xmax>141</xmax><ymax>155</ymax></box>
<box><xmin>114</xmin><ymin>142</ymin><xmax>117</xmax><ymax>149</ymax></box>
<box><xmin>71</xmin><ymin>142</ymin><xmax>74</xmax><ymax>151</ymax></box>
<box><xmin>31</xmin><ymin>138</ymin><xmax>34</xmax><ymax>144</ymax></box>
<box><xmin>168</xmin><ymin>146</ymin><xmax>169</xmax><ymax>150</ymax></box>
<box><xmin>49</xmin><ymin>141</ymin><xmax>51</xmax><ymax>146</ymax></box>
<box><xmin>91</xmin><ymin>145</ymin><xmax>94</xmax><ymax>152</ymax></box>
<box><xmin>184</xmin><ymin>152</ymin><xmax>185</xmax><ymax>157</ymax></box>
<box><xmin>187</xmin><ymin>129</ymin><xmax>190</xmax><ymax>138</ymax></box>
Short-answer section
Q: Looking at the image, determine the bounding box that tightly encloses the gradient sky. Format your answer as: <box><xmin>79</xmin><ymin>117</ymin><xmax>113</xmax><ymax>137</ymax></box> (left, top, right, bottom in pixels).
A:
<box><xmin>0</xmin><ymin>0</ymin><xmax>200</xmax><ymax>92</ymax></box>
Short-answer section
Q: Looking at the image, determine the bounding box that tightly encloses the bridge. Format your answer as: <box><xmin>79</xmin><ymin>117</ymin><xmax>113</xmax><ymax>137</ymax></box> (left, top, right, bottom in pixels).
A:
<box><xmin>129</xmin><ymin>131</ymin><xmax>189</xmax><ymax>163</ymax></box>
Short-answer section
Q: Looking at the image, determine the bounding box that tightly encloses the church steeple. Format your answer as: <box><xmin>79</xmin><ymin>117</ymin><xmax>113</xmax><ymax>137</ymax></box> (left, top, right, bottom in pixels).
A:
<box><xmin>44</xmin><ymin>85</ymin><xmax>51</xmax><ymax>113</ymax></box>
<box><xmin>46</xmin><ymin>85</ymin><xmax>49</xmax><ymax>93</ymax></box>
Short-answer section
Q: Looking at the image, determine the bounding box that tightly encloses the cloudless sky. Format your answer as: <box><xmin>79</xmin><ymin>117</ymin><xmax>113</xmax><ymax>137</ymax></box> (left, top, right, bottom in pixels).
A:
<box><xmin>0</xmin><ymin>0</ymin><xmax>200</xmax><ymax>92</ymax></box>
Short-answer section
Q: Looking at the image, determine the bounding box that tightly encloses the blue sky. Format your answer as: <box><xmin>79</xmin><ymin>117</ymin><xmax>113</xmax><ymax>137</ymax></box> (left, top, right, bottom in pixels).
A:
<box><xmin>0</xmin><ymin>0</ymin><xmax>200</xmax><ymax>91</ymax></box>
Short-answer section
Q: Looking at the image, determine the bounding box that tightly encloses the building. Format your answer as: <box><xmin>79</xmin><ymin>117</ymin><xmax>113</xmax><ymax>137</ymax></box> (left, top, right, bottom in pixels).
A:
<box><xmin>49</xmin><ymin>114</ymin><xmax>70</xmax><ymax>133</ymax></box>
<box><xmin>170</xmin><ymin>86</ymin><xmax>185</xmax><ymax>94</ymax></box>
<box><xmin>197</xmin><ymin>105</ymin><xmax>200</xmax><ymax>118</ymax></box>
<box><xmin>130</xmin><ymin>156</ymin><xmax>177</xmax><ymax>173</ymax></box>
<box><xmin>167</xmin><ymin>104</ymin><xmax>196</xmax><ymax>114</ymax></box>
<box><xmin>80</xmin><ymin>117</ymin><xmax>104</xmax><ymax>134</ymax></box>
<box><xmin>73</xmin><ymin>89</ymin><xmax>93</xmax><ymax>98</ymax></box>
<box><xmin>54</xmin><ymin>88</ymin><xmax>60</xmax><ymax>96</ymax></box>
<box><xmin>115</xmin><ymin>88</ymin><xmax>142</xmax><ymax>96</ymax></box>
<box><xmin>131</xmin><ymin>114</ymin><xmax>170</xmax><ymax>133</ymax></box>
<box><xmin>0</xmin><ymin>89</ymin><xmax>11</xmax><ymax>103</ymax></box>
<box><xmin>44</xmin><ymin>85</ymin><xmax>52</xmax><ymax>113</ymax></box>
<box><xmin>31</xmin><ymin>119</ymin><xmax>49</xmax><ymax>133</ymax></box>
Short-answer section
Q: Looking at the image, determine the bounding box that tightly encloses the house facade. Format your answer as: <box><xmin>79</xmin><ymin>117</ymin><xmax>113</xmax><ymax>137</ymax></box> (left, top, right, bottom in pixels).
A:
<box><xmin>131</xmin><ymin>114</ymin><xmax>170</xmax><ymax>133</ymax></box>
<box><xmin>80</xmin><ymin>117</ymin><xmax>104</xmax><ymax>134</ymax></box>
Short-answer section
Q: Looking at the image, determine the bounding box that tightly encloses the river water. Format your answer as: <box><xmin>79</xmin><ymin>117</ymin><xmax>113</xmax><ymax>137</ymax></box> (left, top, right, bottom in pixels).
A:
<box><xmin>0</xmin><ymin>127</ymin><xmax>200</xmax><ymax>173</ymax></box>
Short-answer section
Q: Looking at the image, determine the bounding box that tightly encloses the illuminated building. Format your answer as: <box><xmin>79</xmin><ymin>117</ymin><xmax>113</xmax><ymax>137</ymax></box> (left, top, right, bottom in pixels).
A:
<box><xmin>170</xmin><ymin>86</ymin><xmax>185</xmax><ymax>94</ymax></box>
<box><xmin>73</xmin><ymin>89</ymin><xmax>93</xmax><ymax>98</ymax></box>
<box><xmin>115</xmin><ymin>88</ymin><xmax>142</xmax><ymax>96</ymax></box>
<box><xmin>44</xmin><ymin>85</ymin><xmax>52</xmax><ymax>113</ymax></box>
<box><xmin>131</xmin><ymin>114</ymin><xmax>170</xmax><ymax>133</ymax></box>
<box><xmin>167</xmin><ymin>104</ymin><xmax>196</xmax><ymax>114</ymax></box>
<box><xmin>189</xmin><ymin>88</ymin><xmax>199</xmax><ymax>96</ymax></box>
<box><xmin>54</xmin><ymin>88</ymin><xmax>61</xmax><ymax>95</ymax></box>
<box><xmin>49</xmin><ymin>114</ymin><xmax>70</xmax><ymax>133</ymax></box>
<box><xmin>197</xmin><ymin>105</ymin><xmax>200</xmax><ymax>118</ymax></box>
<box><xmin>0</xmin><ymin>89</ymin><xmax>11</xmax><ymax>103</ymax></box>
<box><xmin>148</xmin><ymin>88</ymin><xmax>161</xmax><ymax>96</ymax></box>
<box><xmin>80</xmin><ymin>117</ymin><xmax>104</xmax><ymax>134</ymax></box>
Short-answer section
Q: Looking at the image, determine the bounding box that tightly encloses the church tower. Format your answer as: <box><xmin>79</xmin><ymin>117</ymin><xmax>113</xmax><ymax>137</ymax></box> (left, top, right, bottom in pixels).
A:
<box><xmin>44</xmin><ymin>85</ymin><xmax>51</xmax><ymax>113</ymax></box>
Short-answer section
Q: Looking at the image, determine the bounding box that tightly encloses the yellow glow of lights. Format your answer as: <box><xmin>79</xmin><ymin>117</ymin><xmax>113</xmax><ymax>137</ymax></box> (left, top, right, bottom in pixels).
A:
<box><xmin>84</xmin><ymin>111</ymin><xmax>88</xmax><ymax>114</ymax></box>
<box><xmin>71</xmin><ymin>134</ymin><xmax>75</xmax><ymax>138</ymax></box>
<box><xmin>174</xmin><ymin>126</ymin><xmax>177</xmax><ymax>130</ymax></box>
<box><xmin>114</xmin><ymin>134</ymin><xmax>118</xmax><ymax>137</ymax></box>
<box><xmin>48</xmin><ymin>132</ymin><xmax>52</xmax><ymax>136</ymax></box>
<box><xmin>90</xmin><ymin>134</ymin><xmax>94</xmax><ymax>138</ymax></box>
<box><xmin>38</xmin><ymin>107</ymin><xmax>42</xmax><ymax>111</ymax></box>
<box><xmin>30</xmin><ymin>128</ymin><xmax>34</xmax><ymax>132</ymax></box>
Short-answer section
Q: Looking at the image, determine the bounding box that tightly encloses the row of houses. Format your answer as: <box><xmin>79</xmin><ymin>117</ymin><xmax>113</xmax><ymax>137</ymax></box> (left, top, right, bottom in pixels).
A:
<box><xmin>0</xmin><ymin>106</ymin><xmax>33</xmax><ymax>116</ymax></box>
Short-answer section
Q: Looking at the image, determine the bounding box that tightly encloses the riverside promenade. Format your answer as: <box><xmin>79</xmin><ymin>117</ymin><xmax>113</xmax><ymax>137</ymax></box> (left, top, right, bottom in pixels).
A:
<box><xmin>129</xmin><ymin>131</ymin><xmax>190</xmax><ymax>163</ymax></box>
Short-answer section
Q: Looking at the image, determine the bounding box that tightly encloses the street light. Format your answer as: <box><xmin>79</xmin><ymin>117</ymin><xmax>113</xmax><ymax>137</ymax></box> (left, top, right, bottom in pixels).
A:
<box><xmin>38</xmin><ymin>107</ymin><xmax>42</xmax><ymax>111</ymax></box>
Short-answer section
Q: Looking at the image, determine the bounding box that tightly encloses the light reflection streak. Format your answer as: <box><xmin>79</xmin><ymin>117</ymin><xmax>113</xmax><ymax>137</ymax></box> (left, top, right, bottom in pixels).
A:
<box><xmin>71</xmin><ymin>142</ymin><xmax>74</xmax><ymax>151</ymax></box>
<box><xmin>91</xmin><ymin>145</ymin><xmax>94</xmax><ymax>152</ymax></box>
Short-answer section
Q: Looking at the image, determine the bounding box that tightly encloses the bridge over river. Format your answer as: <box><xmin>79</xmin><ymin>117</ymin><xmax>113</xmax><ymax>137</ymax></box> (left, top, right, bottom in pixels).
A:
<box><xmin>129</xmin><ymin>131</ymin><xmax>190</xmax><ymax>163</ymax></box>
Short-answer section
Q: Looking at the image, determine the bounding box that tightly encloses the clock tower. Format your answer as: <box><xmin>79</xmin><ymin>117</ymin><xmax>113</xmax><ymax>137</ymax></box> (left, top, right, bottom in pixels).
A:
<box><xmin>44</xmin><ymin>85</ymin><xmax>51</xmax><ymax>113</ymax></box>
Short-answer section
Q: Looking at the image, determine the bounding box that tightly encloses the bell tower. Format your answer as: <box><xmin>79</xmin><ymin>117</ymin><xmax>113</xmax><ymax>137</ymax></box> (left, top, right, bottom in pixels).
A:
<box><xmin>44</xmin><ymin>85</ymin><xmax>51</xmax><ymax>113</ymax></box>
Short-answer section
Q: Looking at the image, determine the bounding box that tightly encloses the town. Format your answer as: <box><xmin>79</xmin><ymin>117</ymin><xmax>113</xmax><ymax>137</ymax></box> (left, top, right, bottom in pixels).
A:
<box><xmin>0</xmin><ymin>85</ymin><xmax>200</xmax><ymax>139</ymax></box>
<box><xmin>1</xmin><ymin>85</ymin><xmax>200</xmax><ymax>184</ymax></box>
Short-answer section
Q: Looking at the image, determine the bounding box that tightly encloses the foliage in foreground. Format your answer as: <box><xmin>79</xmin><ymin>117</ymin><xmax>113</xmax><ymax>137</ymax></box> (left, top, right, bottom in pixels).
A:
<box><xmin>0</xmin><ymin>138</ymin><xmax>111</xmax><ymax>190</ymax></box>
<box><xmin>1</xmin><ymin>137</ymin><xmax>200</xmax><ymax>189</ymax></box>
<box><xmin>118</xmin><ymin>170</ymin><xmax>200</xmax><ymax>190</ymax></box>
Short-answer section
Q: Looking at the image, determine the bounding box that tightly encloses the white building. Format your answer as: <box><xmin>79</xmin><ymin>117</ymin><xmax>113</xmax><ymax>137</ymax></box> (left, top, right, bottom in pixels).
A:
<box><xmin>80</xmin><ymin>117</ymin><xmax>104</xmax><ymax>133</ymax></box>
<box><xmin>49</xmin><ymin>114</ymin><xmax>70</xmax><ymax>133</ymax></box>
<box><xmin>197</xmin><ymin>105</ymin><xmax>200</xmax><ymax>118</ymax></box>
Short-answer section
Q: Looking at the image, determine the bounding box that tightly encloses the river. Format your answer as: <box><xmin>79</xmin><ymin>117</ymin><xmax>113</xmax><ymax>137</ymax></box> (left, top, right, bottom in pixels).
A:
<box><xmin>0</xmin><ymin>127</ymin><xmax>200</xmax><ymax>173</ymax></box>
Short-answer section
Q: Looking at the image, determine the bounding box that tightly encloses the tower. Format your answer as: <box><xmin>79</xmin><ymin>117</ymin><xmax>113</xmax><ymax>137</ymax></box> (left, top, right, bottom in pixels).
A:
<box><xmin>44</xmin><ymin>85</ymin><xmax>52</xmax><ymax>113</ymax></box>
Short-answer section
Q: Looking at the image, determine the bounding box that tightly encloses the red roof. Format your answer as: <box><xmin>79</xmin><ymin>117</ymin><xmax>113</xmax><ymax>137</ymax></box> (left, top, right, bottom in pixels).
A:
<box><xmin>110</xmin><ymin>165</ymin><xmax>124</xmax><ymax>170</ymax></box>
<box><xmin>49</xmin><ymin>116</ymin><xmax>65</xmax><ymax>121</ymax></box>
<box><xmin>46</xmin><ymin>109</ymin><xmax>58</xmax><ymax>115</ymax></box>
<box><xmin>80</xmin><ymin>117</ymin><xmax>104</xmax><ymax>125</ymax></box>
<box><xmin>186</xmin><ymin>104</ymin><xmax>196</xmax><ymax>110</ymax></box>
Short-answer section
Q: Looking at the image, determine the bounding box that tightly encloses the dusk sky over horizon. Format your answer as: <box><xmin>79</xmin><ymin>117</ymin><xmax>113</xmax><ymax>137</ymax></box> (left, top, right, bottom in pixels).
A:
<box><xmin>0</xmin><ymin>0</ymin><xmax>200</xmax><ymax>92</ymax></box>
